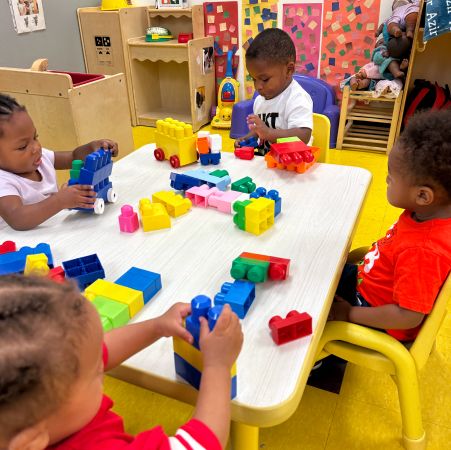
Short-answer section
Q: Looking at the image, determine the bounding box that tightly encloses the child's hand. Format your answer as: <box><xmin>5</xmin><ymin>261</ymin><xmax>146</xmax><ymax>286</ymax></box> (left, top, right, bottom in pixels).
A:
<box><xmin>328</xmin><ymin>296</ymin><xmax>352</xmax><ymax>321</ymax></box>
<box><xmin>234</xmin><ymin>138</ymin><xmax>244</xmax><ymax>148</ymax></box>
<box><xmin>57</xmin><ymin>184</ymin><xmax>97</xmax><ymax>209</ymax></box>
<box><xmin>155</xmin><ymin>302</ymin><xmax>193</xmax><ymax>343</ymax></box>
<box><xmin>199</xmin><ymin>304</ymin><xmax>243</xmax><ymax>370</ymax></box>
<box><xmin>247</xmin><ymin>114</ymin><xmax>274</xmax><ymax>142</ymax></box>
<box><xmin>90</xmin><ymin>139</ymin><xmax>119</xmax><ymax>157</ymax></box>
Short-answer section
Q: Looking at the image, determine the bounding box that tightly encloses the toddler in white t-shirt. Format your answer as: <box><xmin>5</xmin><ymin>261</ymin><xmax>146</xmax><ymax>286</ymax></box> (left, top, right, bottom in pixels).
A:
<box><xmin>235</xmin><ymin>28</ymin><xmax>313</xmax><ymax>154</ymax></box>
<box><xmin>0</xmin><ymin>93</ymin><xmax>118</xmax><ymax>230</ymax></box>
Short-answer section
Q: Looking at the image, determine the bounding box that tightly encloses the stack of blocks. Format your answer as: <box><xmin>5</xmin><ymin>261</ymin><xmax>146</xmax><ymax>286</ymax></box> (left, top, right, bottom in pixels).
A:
<box><xmin>0</xmin><ymin>243</ymin><xmax>53</xmax><ymax>275</ymax></box>
<box><xmin>68</xmin><ymin>149</ymin><xmax>117</xmax><ymax>214</ymax></box>
<box><xmin>173</xmin><ymin>295</ymin><xmax>237</xmax><ymax>398</ymax></box>
<box><xmin>138</xmin><ymin>198</ymin><xmax>171</xmax><ymax>232</ymax></box>
<box><xmin>233</xmin><ymin>197</ymin><xmax>275</xmax><ymax>235</ymax></box>
<box><xmin>196</xmin><ymin>130</ymin><xmax>222</xmax><ymax>166</ymax></box>
<box><xmin>250</xmin><ymin>187</ymin><xmax>282</xmax><ymax>217</ymax></box>
<box><xmin>85</xmin><ymin>267</ymin><xmax>162</xmax><ymax>331</ymax></box>
<box><xmin>170</xmin><ymin>169</ymin><xmax>231</xmax><ymax>192</ymax></box>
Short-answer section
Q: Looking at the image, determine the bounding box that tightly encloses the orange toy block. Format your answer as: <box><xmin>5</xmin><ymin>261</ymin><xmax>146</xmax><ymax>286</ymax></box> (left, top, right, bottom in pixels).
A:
<box><xmin>196</xmin><ymin>137</ymin><xmax>210</xmax><ymax>154</ymax></box>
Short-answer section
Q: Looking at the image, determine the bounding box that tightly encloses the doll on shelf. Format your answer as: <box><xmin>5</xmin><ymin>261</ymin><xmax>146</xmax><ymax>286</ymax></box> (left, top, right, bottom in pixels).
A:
<box><xmin>375</xmin><ymin>0</ymin><xmax>420</xmax><ymax>39</ymax></box>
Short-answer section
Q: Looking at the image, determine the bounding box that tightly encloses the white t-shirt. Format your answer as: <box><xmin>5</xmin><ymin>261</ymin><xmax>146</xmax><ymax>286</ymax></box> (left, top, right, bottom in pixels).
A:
<box><xmin>0</xmin><ymin>148</ymin><xmax>58</xmax><ymax>229</ymax></box>
<box><xmin>253</xmin><ymin>79</ymin><xmax>313</xmax><ymax>138</ymax></box>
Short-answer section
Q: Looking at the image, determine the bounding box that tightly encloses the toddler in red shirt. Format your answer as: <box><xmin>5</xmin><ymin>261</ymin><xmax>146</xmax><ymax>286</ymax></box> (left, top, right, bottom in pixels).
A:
<box><xmin>0</xmin><ymin>275</ymin><xmax>243</xmax><ymax>449</ymax></box>
<box><xmin>330</xmin><ymin>109</ymin><xmax>451</xmax><ymax>340</ymax></box>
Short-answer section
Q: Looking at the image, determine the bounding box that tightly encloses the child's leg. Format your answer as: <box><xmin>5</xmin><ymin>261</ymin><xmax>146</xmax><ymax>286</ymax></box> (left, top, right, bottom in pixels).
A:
<box><xmin>404</xmin><ymin>12</ymin><xmax>417</xmax><ymax>38</ymax></box>
<box><xmin>387</xmin><ymin>60</ymin><xmax>405</xmax><ymax>79</ymax></box>
<box><xmin>387</xmin><ymin>21</ymin><xmax>402</xmax><ymax>38</ymax></box>
<box><xmin>335</xmin><ymin>264</ymin><xmax>360</xmax><ymax>305</ymax></box>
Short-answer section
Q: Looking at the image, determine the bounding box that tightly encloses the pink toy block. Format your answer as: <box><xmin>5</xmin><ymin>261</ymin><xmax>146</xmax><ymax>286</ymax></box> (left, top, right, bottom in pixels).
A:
<box><xmin>119</xmin><ymin>205</ymin><xmax>139</xmax><ymax>233</ymax></box>
<box><xmin>185</xmin><ymin>185</ymin><xmax>219</xmax><ymax>207</ymax></box>
<box><xmin>207</xmin><ymin>190</ymin><xmax>243</xmax><ymax>214</ymax></box>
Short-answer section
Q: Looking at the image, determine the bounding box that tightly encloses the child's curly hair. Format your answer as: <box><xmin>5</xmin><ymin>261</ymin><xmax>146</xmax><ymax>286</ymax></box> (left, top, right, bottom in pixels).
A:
<box><xmin>245</xmin><ymin>28</ymin><xmax>296</xmax><ymax>65</ymax></box>
<box><xmin>0</xmin><ymin>275</ymin><xmax>88</xmax><ymax>443</ymax></box>
<box><xmin>0</xmin><ymin>93</ymin><xmax>26</xmax><ymax>137</ymax></box>
<box><xmin>398</xmin><ymin>109</ymin><xmax>451</xmax><ymax>199</ymax></box>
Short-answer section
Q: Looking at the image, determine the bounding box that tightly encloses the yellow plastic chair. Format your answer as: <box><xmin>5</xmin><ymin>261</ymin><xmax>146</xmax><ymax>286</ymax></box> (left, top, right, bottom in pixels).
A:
<box><xmin>316</xmin><ymin>248</ymin><xmax>451</xmax><ymax>450</ymax></box>
<box><xmin>312</xmin><ymin>113</ymin><xmax>330</xmax><ymax>163</ymax></box>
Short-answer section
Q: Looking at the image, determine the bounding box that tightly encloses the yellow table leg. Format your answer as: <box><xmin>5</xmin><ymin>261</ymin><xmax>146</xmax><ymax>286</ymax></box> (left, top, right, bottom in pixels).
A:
<box><xmin>230</xmin><ymin>421</ymin><xmax>259</xmax><ymax>450</ymax></box>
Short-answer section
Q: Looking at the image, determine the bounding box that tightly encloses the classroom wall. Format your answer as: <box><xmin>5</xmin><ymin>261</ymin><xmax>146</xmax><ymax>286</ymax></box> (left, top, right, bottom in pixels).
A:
<box><xmin>0</xmin><ymin>0</ymin><xmax>99</xmax><ymax>71</ymax></box>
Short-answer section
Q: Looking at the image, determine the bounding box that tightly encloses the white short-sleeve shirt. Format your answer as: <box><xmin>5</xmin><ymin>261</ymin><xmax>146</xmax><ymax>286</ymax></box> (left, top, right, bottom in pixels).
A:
<box><xmin>0</xmin><ymin>148</ymin><xmax>58</xmax><ymax>228</ymax></box>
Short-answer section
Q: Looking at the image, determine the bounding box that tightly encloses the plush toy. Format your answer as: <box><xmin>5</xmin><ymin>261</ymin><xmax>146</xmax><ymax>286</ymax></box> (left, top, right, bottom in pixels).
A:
<box><xmin>375</xmin><ymin>0</ymin><xmax>420</xmax><ymax>39</ymax></box>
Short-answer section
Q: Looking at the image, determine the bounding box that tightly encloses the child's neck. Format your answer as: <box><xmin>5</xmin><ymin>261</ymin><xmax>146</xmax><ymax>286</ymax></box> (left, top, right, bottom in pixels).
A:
<box><xmin>412</xmin><ymin>204</ymin><xmax>451</xmax><ymax>222</ymax></box>
<box><xmin>19</xmin><ymin>169</ymin><xmax>42</xmax><ymax>182</ymax></box>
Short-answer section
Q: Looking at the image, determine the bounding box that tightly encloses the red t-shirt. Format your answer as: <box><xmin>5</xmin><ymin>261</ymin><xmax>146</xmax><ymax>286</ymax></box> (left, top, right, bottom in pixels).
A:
<box><xmin>48</xmin><ymin>345</ymin><xmax>222</xmax><ymax>450</ymax></box>
<box><xmin>357</xmin><ymin>211</ymin><xmax>451</xmax><ymax>341</ymax></box>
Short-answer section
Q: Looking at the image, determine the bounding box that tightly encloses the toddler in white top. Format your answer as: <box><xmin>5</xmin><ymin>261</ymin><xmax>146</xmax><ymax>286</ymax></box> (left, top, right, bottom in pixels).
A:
<box><xmin>0</xmin><ymin>93</ymin><xmax>118</xmax><ymax>230</ymax></box>
<box><xmin>235</xmin><ymin>28</ymin><xmax>313</xmax><ymax>153</ymax></box>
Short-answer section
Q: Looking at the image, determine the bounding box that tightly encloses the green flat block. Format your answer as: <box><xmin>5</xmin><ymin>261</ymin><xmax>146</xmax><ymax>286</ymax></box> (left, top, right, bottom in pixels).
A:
<box><xmin>231</xmin><ymin>257</ymin><xmax>269</xmax><ymax>283</ymax></box>
<box><xmin>277</xmin><ymin>136</ymin><xmax>300</xmax><ymax>143</ymax></box>
<box><xmin>93</xmin><ymin>295</ymin><xmax>130</xmax><ymax>329</ymax></box>
<box><xmin>101</xmin><ymin>316</ymin><xmax>113</xmax><ymax>332</ymax></box>
<box><xmin>210</xmin><ymin>169</ymin><xmax>229</xmax><ymax>178</ymax></box>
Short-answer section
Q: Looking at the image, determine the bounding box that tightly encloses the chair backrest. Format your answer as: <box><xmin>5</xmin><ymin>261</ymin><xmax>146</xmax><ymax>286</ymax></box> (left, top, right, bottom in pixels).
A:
<box><xmin>312</xmin><ymin>113</ymin><xmax>330</xmax><ymax>163</ymax></box>
<box><xmin>410</xmin><ymin>273</ymin><xmax>451</xmax><ymax>370</ymax></box>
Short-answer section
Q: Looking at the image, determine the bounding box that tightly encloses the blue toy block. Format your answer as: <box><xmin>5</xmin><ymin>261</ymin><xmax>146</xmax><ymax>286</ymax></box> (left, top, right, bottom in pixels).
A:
<box><xmin>183</xmin><ymin>169</ymin><xmax>231</xmax><ymax>191</ymax></box>
<box><xmin>214</xmin><ymin>280</ymin><xmax>256</xmax><ymax>319</ymax></box>
<box><xmin>115</xmin><ymin>267</ymin><xmax>162</xmax><ymax>304</ymax></box>
<box><xmin>250</xmin><ymin>187</ymin><xmax>282</xmax><ymax>217</ymax></box>
<box><xmin>170</xmin><ymin>172</ymin><xmax>203</xmax><ymax>191</ymax></box>
<box><xmin>0</xmin><ymin>243</ymin><xmax>53</xmax><ymax>275</ymax></box>
<box><xmin>239</xmin><ymin>136</ymin><xmax>259</xmax><ymax>148</ymax></box>
<box><xmin>199</xmin><ymin>152</ymin><xmax>221</xmax><ymax>166</ymax></box>
<box><xmin>62</xmin><ymin>254</ymin><xmax>105</xmax><ymax>290</ymax></box>
<box><xmin>185</xmin><ymin>295</ymin><xmax>213</xmax><ymax>349</ymax></box>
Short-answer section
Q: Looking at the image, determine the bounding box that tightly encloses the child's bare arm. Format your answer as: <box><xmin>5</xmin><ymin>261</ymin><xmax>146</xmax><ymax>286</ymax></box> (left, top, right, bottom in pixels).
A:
<box><xmin>330</xmin><ymin>296</ymin><xmax>425</xmax><ymax>329</ymax></box>
<box><xmin>193</xmin><ymin>304</ymin><xmax>243</xmax><ymax>449</ymax></box>
<box><xmin>0</xmin><ymin>186</ymin><xmax>96</xmax><ymax>230</ymax></box>
<box><xmin>103</xmin><ymin>302</ymin><xmax>192</xmax><ymax>371</ymax></box>
<box><xmin>54</xmin><ymin>139</ymin><xmax>119</xmax><ymax>170</ymax></box>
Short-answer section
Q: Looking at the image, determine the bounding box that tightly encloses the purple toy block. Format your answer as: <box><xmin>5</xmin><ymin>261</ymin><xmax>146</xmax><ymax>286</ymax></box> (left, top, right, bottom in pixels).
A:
<box><xmin>118</xmin><ymin>205</ymin><xmax>139</xmax><ymax>233</ymax></box>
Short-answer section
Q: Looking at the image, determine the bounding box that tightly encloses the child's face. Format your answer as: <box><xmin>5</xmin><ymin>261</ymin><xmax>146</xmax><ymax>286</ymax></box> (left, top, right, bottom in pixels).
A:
<box><xmin>246</xmin><ymin>59</ymin><xmax>294</xmax><ymax>100</ymax></box>
<box><xmin>43</xmin><ymin>299</ymin><xmax>104</xmax><ymax>446</ymax></box>
<box><xmin>0</xmin><ymin>110</ymin><xmax>42</xmax><ymax>177</ymax></box>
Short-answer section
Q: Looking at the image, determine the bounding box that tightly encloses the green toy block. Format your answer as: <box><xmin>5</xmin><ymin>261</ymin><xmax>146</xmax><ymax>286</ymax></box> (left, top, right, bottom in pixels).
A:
<box><xmin>231</xmin><ymin>177</ymin><xmax>256</xmax><ymax>194</ymax></box>
<box><xmin>209</xmin><ymin>169</ymin><xmax>229</xmax><ymax>178</ymax></box>
<box><xmin>93</xmin><ymin>295</ymin><xmax>130</xmax><ymax>330</ymax></box>
<box><xmin>70</xmin><ymin>159</ymin><xmax>83</xmax><ymax>180</ymax></box>
<box><xmin>101</xmin><ymin>316</ymin><xmax>113</xmax><ymax>332</ymax></box>
<box><xmin>231</xmin><ymin>257</ymin><xmax>270</xmax><ymax>283</ymax></box>
<box><xmin>277</xmin><ymin>136</ymin><xmax>300</xmax><ymax>143</ymax></box>
<box><xmin>232</xmin><ymin>199</ymin><xmax>251</xmax><ymax>230</ymax></box>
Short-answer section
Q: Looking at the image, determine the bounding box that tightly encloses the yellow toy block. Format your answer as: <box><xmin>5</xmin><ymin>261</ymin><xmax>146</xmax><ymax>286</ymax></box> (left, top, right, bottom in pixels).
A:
<box><xmin>139</xmin><ymin>198</ymin><xmax>171</xmax><ymax>232</ymax></box>
<box><xmin>85</xmin><ymin>279</ymin><xmax>144</xmax><ymax>318</ymax></box>
<box><xmin>152</xmin><ymin>191</ymin><xmax>192</xmax><ymax>218</ymax></box>
<box><xmin>154</xmin><ymin>118</ymin><xmax>197</xmax><ymax>168</ymax></box>
<box><xmin>173</xmin><ymin>336</ymin><xmax>237</xmax><ymax>377</ymax></box>
<box><xmin>24</xmin><ymin>253</ymin><xmax>49</xmax><ymax>276</ymax></box>
<box><xmin>244</xmin><ymin>197</ymin><xmax>275</xmax><ymax>235</ymax></box>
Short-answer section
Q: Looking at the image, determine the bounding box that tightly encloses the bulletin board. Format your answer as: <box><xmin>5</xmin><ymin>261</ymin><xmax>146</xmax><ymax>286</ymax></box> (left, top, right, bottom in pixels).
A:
<box><xmin>203</xmin><ymin>1</ymin><xmax>240</xmax><ymax>96</ymax></box>
<box><xmin>320</xmin><ymin>0</ymin><xmax>381</xmax><ymax>94</ymax></box>
<box><xmin>282</xmin><ymin>3</ymin><xmax>323</xmax><ymax>77</ymax></box>
<box><xmin>242</xmin><ymin>0</ymin><xmax>279</xmax><ymax>98</ymax></box>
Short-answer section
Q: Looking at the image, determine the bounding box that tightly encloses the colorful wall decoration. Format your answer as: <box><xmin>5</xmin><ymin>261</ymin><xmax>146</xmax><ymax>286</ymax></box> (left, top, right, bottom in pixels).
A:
<box><xmin>203</xmin><ymin>1</ymin><xmax>240</xmax><ymax>96</ymax></box>
<box><xmin>320</xmin><ymin>0</ymin><xmax>381</xmax><ymax>94</ymax></box>
<box><xmin>282</xmin><ymin>3</ymin><xmax>323</xmax><ymax>77</ymax></box>
<box><xmin>241</xmin><ymin>0</ymin><xmax>279</xmax><ymax>98</ymax></box>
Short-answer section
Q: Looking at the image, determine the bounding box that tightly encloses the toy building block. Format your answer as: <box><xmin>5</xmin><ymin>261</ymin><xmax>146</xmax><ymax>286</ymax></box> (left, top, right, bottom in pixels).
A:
<box><xmin>118</xmin><ymin>205</ymin><xmax>139</xmax><ymax>233</ymax></box>
<box><xmin>232</xmin><ymin>199</ymin><xmax>252</xmax><ymax>231</ymax></box>
<box><xmin>24</xmin><ymin>253</ymin><xmax>49</xmax><ymax>276</ymax></box>
<box><xmin>207</xmin><ymin>190</ymin><xmax>243</xmax><ymax>214</ymax></box>
<box><xmin>214</xmin><ymin>280</ymin><xmax>256</xmax><ymax>319</ymax></box>
<box><xmin>230</xmin><ymin>256</ymin><xmax>269</xmax><ymax>283</ymax></box>
<box><xmin>115</xmin><ymin>267</ymin><xmax>161</xmax><ymax>304</ymax></box>
<box><xmin>47</xmin><ymin>266</ymin><xmax>65</xmax><ymax>283</ymax></box>
<box><xmin>84</xmin><ymin>279</ymin><xmax>144</xmax><ymax>318</ymax></box>
<box><xmin>269</xmin><ymin>311</ymin><xmax>312</xmax><ymax>345</ymax></box>
<box><xmin>250</xmin><ymin>187</ymin><xmax>282</xmax><ymax>217</ymax></box>
<box><xmin>62</xmin><ymin>254</ymin><xmax>105</xmax><ymax>290</ymax></box>
<box><xmin>209</xmin><ymin>134</ymin><xmax>222</xmax><ymax>153</ymax></box>
<box><xmin>231</xmin><ymin>176</ymin><xmax>257</xmax><ymax>194</ymax></box>
<box><xmin>240</xmin><ymin>252</ymin><xmax>290</xmax><ymax>281</ymax></box>
<box><xmin>154</xmin><ymin>118</ymin><xmax>197</xmax><ymax>169</ymax></box>
<box><xmin>92</xmin><ymin>295</ymin><xmax>130</xmax><ymax>331</ymax></box>
<box><xmin>169</xmin><ymin>172</ymin><xmax>203</xmax><ymax>192</ymax></box>
<box><xmin>173</xmin><ymin>297</ymin><xmax>237</xmax><ymax>398</ymax></box>
<box><xmin>265</xmin><ymin>140</ymin><xmax>320</xmax><ymax>174</ymax></box>
<box><xmin>70</xmin><ymin>159</ymin><xmax>83</xmax><ymax>180</ymax></box>
<box><xmin>238</xmin><ymin>136</ymin><xmax>259</xmax><ymax>148</ymax></box>
<box><xmin>234</xmin><ymin>146</ymin><xmax>255</xmax><ymax>160</ymax></box>
<box><xmin>0</xmin><ymin>243</ymin><xmax>53</xmax><ymax>276</ymax></box>
<box><xmin>185</xmin><ymin>185</ymin><xmax>219</xmax><ymax>207</ymax></box>
<box><xmin>139</xmin><ymin>199</ymin><xmax>171</xmax><ymax>232</ymax></box>
<box><xmin>68</xmin><ymin>149</ymin><xmax>117</xmax><ymax>214</ymax></box>
<box><xmin>183</xmin><ymin>169</ymin><xmax>231</xmax><ymax>191</ymax></box>
<box><xmin>152</xmin><ymin>191</ymin><xmax>192</xmax><ymax>218</ymax></box>
<box><xmin>199</xmin><ymin>152</ymin><xmax>221</xmax><ymax>166</ymax></box>
<box><xmin>233</xmin><ymin>197</ymin><xmax>275</xmax><ymax>235</ymax></box>
<box><xmin>178</xmin><ymin>32</ymin><xmax>193</xmax><ymax>43</ymax></box>
<box><xmin>0</xmin><ymin>240</ymin><xmax>16</xmax><ymax>254</ymax></box>
<box><xmin>196</xmin><ymin>136</ymin><xmax>210</xmax><ymax>154</ymax></box>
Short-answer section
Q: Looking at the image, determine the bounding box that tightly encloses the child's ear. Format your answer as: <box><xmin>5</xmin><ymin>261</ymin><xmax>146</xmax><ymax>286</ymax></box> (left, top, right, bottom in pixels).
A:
<box><xmin>7</xmin><ymin>423</ymin><xmax>49</xmax><ymax>450</ymax></box>
<box><xmin>286</xmin><ymin>61</ymin><xmax>295</xmax><ymax>76</ymax></box>
<box><xmin>416</xmin><ymin>186</ymin><xmax>434</xmax><ymax>206</ymax></box>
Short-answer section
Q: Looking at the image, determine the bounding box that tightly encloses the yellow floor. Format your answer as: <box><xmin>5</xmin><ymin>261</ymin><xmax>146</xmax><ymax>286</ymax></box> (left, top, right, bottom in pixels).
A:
<box><xmin>103</xmin><ymin>126</ymin><xmax>451</xmax><ymax>449</ymax></box>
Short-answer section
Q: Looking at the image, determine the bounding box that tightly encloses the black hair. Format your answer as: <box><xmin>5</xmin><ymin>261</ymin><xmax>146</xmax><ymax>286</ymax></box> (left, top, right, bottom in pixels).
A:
<box><xmin>398</xmin><ymin>109</ymin><xmax>451</xmax><ymax>198</ymax></box>
<box><xmin>387</xmin><ymin>35</ymin><xmax>412</xmax><ymax>59</ymax></box>
<box><xmin>245</xmin><ymin>28</ymin><xmax>296</xmax><ymax>65</ymax></box>
<box><xmin>0</xmin><ymin>93</ymin><xmax>26</xmax><ymax>138</ymax></box>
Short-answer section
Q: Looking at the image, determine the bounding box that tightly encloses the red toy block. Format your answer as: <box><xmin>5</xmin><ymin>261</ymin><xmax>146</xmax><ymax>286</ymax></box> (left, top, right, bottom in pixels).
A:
<box><xmin>234</xmin><ymin>147</ymin><xmax>254</xmax><ymax>160</ymax></box>
<box><xmin>178</xmin><ymin>33</ymin><xmax>193</xmax><ymax>43</ymax></box>
<box><xmin>48</xmin><ymin>266</ymin><xmax>65</xmax><ymax>283</ymax></box>
<box><xmin>119</xmin><ymin>205</ymin><xmax>139</xmax><ymax>233</ymax></box>
<box><xmin>269</xmin><ymin>311</ymin><xmax>312</xmax><ymax>345</ymax></box>
<box><xmin>240</xmin><ymin>252</ymin><xmax>290</xmax><ymax>281</ymax></box>
<box><xmin>0</xmin><ymin>241</ymin><xmax>16</xmax><ymax>254</ymax></box>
